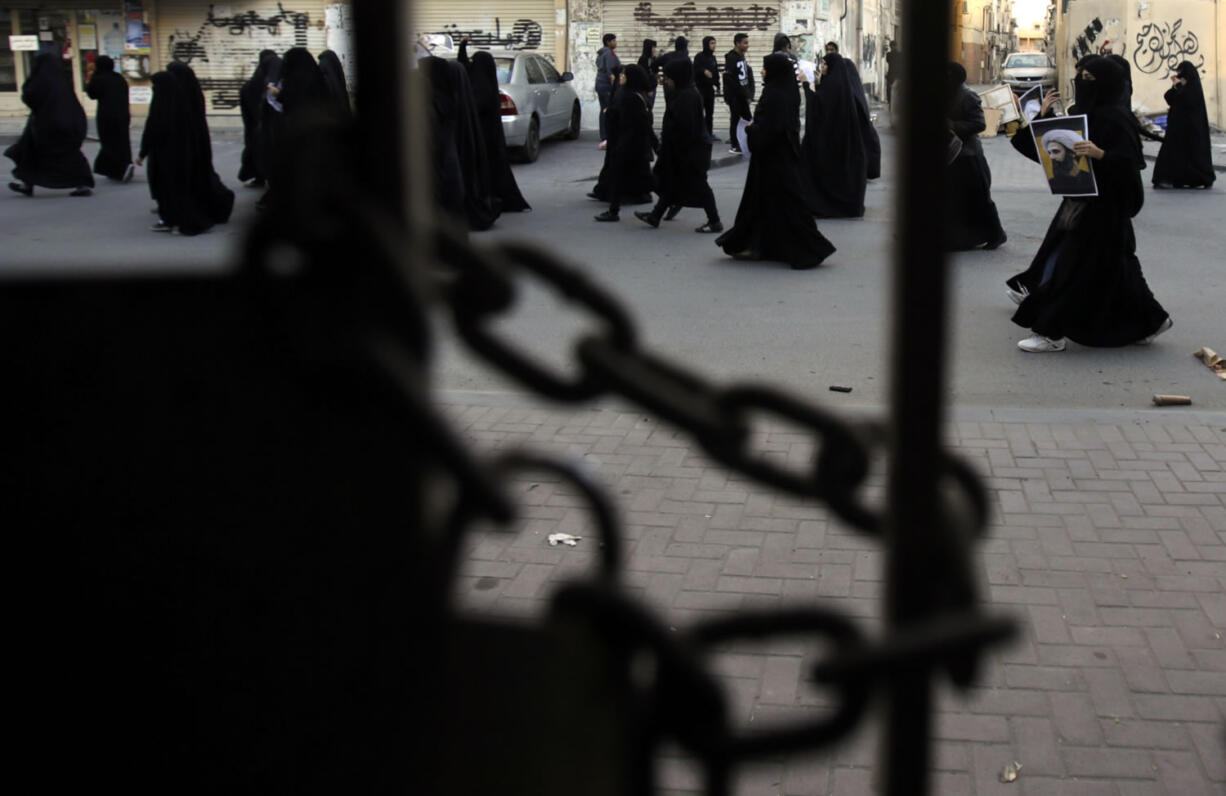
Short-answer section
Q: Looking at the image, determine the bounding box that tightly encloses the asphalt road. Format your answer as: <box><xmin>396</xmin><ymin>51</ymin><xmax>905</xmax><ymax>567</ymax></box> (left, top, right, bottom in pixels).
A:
<box><xmin>2</xmin><ymin>124</ymin><xmax>1223</xmax><ymax>412</ymax></box>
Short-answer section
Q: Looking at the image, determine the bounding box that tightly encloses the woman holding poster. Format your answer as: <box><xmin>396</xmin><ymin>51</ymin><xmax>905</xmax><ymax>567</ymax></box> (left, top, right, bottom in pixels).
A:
<box><xmin>1004</xmin><ymin>56</ymin><xmax>1170</xmax><ymax>352</ymax></box>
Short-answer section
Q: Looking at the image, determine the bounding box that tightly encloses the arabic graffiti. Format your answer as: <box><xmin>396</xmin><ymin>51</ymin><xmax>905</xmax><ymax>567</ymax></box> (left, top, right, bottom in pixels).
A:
<box><xmin>1132</xmin><ymin>19</ymin><xmax>1205</xmax><ymax>75</ymax></box>
<box><xmin>422</xmin><ymin>18</ymin><xmax>544</xmax><ymax>51</ymax></box>
<box><xmin>169</xmin><ymin>3</ymin><xmax>312</xmax><ymax>64</ymax></box>
<box><xmin>632</xmin><ymin>2</ymin><xmax>779</xmax><ymax>33</ymax></box>
<box><xmin>165</xmin><ymin>3</ymin><xmax>322</xmax><ymax>111</ymax></box>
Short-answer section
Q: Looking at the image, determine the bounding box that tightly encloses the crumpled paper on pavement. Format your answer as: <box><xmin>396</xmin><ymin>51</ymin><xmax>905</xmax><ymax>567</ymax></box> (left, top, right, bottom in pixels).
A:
<box><xmin>547</xmin><ymin>533</ymin><xmax>581</xmax><ymax>547</ymax></box>
<box><xmin>1193</xmin><ymin>347</ymin><xmax>1226</xmax><ymax>380</ymax></box>
<box><xmin>999</xmin><ymin>761</ymin><xmax>1022</xmax><ymax>783</ymax></box>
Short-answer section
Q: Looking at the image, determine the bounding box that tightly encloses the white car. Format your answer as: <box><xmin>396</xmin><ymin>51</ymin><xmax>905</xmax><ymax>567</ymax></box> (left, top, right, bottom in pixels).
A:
<box><xmin>1001</xmin><ymin>52</ymin><xmax>1057</xmax><ymax>94</ymax></box>
<box><xmin>439</xmin><ymin>48</ymin><xmax>581</xmax><ymax>163</ymax></box>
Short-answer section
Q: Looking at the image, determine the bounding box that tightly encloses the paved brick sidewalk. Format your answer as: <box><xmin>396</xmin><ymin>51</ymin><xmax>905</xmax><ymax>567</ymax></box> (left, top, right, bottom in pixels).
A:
<box><xmin>439</xmin><ymin>390</ymin><xmax>1225</xmax><ymax>795</ymax></box>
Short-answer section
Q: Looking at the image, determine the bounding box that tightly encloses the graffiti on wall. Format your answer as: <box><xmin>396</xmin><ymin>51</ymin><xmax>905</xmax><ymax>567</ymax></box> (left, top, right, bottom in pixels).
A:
<box><xmin>632</xmin><ymin>2</ymin><xmax>779</xmax><ymax>33</ymax></box>
<box><xmin>1132</xmin><ymin>19</ymin><xmax>1205</xmax><ymax>75</ymax></box>
<box><xmin>167</xmin><ymin>3</ymin><xmax>319</xmax><ymax>110</ymax></box>
<box><xmin>1070</xmin><ymin>16</ymin><xmax>1126</xmax><ymax>61</ymax></box>
<box><xmin>420</xmin><ymin>19</ymin><xmax>545</xmax><ymax>51</ymax></box>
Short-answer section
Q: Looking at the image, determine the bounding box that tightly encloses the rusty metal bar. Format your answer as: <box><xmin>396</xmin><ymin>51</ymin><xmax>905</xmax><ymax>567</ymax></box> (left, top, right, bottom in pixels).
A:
<box><xmin>883</xmin><ymin>0</ymin><xmax>955</xmax><ymax>793</ymax></box>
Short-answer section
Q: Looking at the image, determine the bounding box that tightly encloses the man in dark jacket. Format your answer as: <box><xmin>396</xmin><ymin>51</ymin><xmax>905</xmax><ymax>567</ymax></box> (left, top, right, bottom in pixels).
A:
<box><xmin>723</xmin><ymin>33</ymin><xmax>754</xmax><ymax>153</ymax></box>
<box><xmin>693</xmin><ymin>36</ymin><xmax>720</xmax><ymax>141</ymax></box>
<box><xmin>634</xmin><ymin>58</ymin><xmax>722</xmax><ymax>233</ymax></box>
<box><xmin>595</xmin><ymin>33</ymin><xmax>620</xmax><ymax>145</ymax></box>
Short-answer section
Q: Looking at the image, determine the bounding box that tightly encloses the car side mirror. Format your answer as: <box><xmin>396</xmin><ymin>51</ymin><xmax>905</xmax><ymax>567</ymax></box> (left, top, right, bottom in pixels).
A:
<box><xmin>561</xmin><ymin>71</ymin><xmax>574</xmax><ymax>82</ymax></box>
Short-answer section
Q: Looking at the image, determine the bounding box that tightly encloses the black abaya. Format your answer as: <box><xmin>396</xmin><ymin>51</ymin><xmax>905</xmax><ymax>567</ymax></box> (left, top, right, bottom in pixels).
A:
<box><xmin>238</xmin><ymin>49</ymin><xmax>278</xmax><ymax>184</ymax></box>
<box><xmin>85</xmin><ymin>56</ymin><xmax>132</xmax><ymax>180</ymax></box>
<box><xmin>694</xmin><ymin>37</ymin><xmax>719</xmax><ymax>136</ymax></box>
<box><xmin>844</xmin><ymin>58</ymin><xmax>881</xmax><ymax>179</ymax></box>
<box><xmin>593</xmin><ymin>65</ymin><xmax>657</xmax><ymax>213</ymax></box>
<box><xmin>1006</xmin><ymin>56</ymin><xmax>1168</xmax><ymax>346</ymax></box>
<box><xmin>945</xmin><ymin>64</ymin><xmax>1005</xmax><ymax>250</ymax></box>
<box><xmin>318</xmin><ymin>50</ymin><xmax>352</xmax><ymax>118</ymax></box>
<box><xmin>716</xmin><ymin>53</ymin><xmax>836</xmax><ymax>269</ymax></box>
<box><xmin>1153</xmin><ymin>61</ymin><xmax>1215</xmax><ymax>188</ymax></box>
<box><xmin>652</xmin><ymin>59</ymin><xmax>713</xmax><ymax>208</ymax></box>
<box><xmin>140</xmin><ymin>65</ymin><xmax>234</xmax><ymax>235</ymax></box>
<box><xmin>801</xmin><ymin>53</ymin><xmax>867</xmax><ymax>218</ymax></box>
<box><xmin>460</xmin><ymin>44</ymin><xmax>530</xmax><ymax>212</ymax></box>
<box><xmin>5</xmin><ymin>53</ymin><xmax>93</xmax><ymax>190</ymax></box>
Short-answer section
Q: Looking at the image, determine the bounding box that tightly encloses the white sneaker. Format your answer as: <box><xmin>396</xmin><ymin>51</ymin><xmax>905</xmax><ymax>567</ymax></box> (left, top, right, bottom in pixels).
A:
<box><xmin>1006</xmin><ymin>286</ymin><xmax>1029</xmax><ymax>305</ymax></box>
<box><xmin>1018</xmin><ymin>335</ymin><xmax>1066</xmax><ymax>352</ymax></box>
<box><xmin>598</xmin><ymin>140</ymin><xmax>607</xmax><ymax>150</ymax></box>
<box><xmin>1135</xmin><ymin>316</ymin><xmax>1173</xmax><ymax>345</ymax></box>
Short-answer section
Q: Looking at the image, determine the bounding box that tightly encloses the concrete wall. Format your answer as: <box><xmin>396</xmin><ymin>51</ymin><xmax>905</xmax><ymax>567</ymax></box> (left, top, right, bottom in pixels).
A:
<box><xmin>1060</xmin><ymin>0</ymin><xmax>1223</xmax><ymax>126</ymax></box>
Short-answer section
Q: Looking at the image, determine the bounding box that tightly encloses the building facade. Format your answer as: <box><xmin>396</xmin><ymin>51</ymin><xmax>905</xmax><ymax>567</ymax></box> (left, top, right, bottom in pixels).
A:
<box><xmin>3</xmin><ymin>1</ymin><xmax>900</xmax><ymax>125</ymax></box>
<box><xmin>956</xmin><ymin>0</ymin><xmax>1017</xmax><ymax>83</ymax></box>
<box><xmin>1</xmin><ymin>0</ymin><xmax>352</xmax><ymax>117</ymax></box>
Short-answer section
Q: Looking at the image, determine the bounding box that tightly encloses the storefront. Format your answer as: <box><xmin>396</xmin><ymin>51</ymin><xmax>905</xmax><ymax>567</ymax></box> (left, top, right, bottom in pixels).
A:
<box><xmin>1</xmin><ymin>1</ymin><xmax>144</xmax><ymax>116</ymax></box>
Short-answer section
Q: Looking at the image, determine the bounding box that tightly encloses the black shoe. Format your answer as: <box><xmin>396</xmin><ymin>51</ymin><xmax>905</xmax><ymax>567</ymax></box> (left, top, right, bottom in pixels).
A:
<box><xmin>70</xmin><ymin>187</ymin><xmax>92</xmax><ymax>197</ymax></box>
<box><xmin>586</xmin><ymin>190</ymin><xmax>599</xmax><ymax>200</ymax></box>
<box><xmin>728</xmin><ymin>147</ymin><xmax>742</xmax><ymax>154</ymax></box>
<box><xmin>663</xmin><ymin>205</ymin><xmax>682</xmax><ymax>221</ymax></box>
<box><xmin>984</xmin><ymin>231</ymin><xmax>1007</xmax><ymax>250</ymax></box>
<box><xmin>594</xmin><ymin>210</ymin><xmax>619</xmax><ymax>222</ymax></box>
<box><xmin>634</xmin><ymin>210</ymin><xmax>660</xmax><ymax>228</ymax></box>
<box><xmin>8</xmin><ymin>181</ymin><xmax>32</xmax><ymax>196</ymax></box>
<box><xmin>150</xmin><ymin>221</ymin><xmax>173</xmax><ymax>232</ymax></box>
<box><xmin>696</xmin><ymin>221</ymin><xmax>723</xmax><ymax>233</ymax></box>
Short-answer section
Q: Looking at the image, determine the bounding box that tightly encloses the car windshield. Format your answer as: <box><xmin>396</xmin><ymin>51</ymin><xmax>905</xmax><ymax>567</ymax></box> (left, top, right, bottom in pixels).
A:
<box><xmin>494</xmin><ymin>58</ymin><xmax>513</xmax><ymax>84</ymax></box>
<box><xmin>1005</xmin><ymin>54</ymin><xmax>1050</xmax><ymax>68</ymax></box>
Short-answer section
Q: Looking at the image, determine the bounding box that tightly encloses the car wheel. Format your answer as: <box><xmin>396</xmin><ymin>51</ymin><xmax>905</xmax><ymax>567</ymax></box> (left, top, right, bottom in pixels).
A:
<box><xmin>564</xmin><ymin>102</ymin><xmax>581</xmax><ymax>140</ymax></box>
<box><xmin>516</xmin><ymin>116</ymin><xmax>541</xmax><ymax>163</ymax></box>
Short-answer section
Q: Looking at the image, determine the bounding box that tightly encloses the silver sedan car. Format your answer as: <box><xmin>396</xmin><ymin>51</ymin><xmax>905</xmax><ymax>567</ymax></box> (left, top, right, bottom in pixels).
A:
<box><xmin>445</xmin><ymin>49</ymin><xmax>581</xmax><ymax>163</ymax></box>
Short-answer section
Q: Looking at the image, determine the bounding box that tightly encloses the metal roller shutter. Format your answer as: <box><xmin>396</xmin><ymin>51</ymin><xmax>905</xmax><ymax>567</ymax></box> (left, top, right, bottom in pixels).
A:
<box><xmin>155</xmin><ymin>0</ymin><xmax>329</xmax><ymax>114</ymax></box>
<box><xmin>600</xmin><ymin>1</ymin><xmax>783</xmax><ymax>133</ymax></box>
<box><xmin>412</xmin><ymin>1</ymin><xmax>558</xmax><ymax>64</ymax></box>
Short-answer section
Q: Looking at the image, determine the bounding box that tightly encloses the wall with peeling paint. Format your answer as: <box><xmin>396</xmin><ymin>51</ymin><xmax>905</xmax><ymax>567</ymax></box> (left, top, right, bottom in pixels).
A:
<box><xmin>1059</xmin><ymin>0</ymin><xmax>1223</xmax><ymax>126</ymax></box>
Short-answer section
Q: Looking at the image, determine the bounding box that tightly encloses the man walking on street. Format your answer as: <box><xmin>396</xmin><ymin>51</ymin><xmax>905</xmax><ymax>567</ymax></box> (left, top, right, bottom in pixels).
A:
<box><xmin>595</xmin><ymin>33</ymin><xmax>620</xmax><ymax>148</ymax></box>
<box><xmin>723</xmin><ymin>33</ymin><xmax>754</xmax><ymax>153</ymax></box>
<box><xmin>694</xmin><ymin>36</ymin><xmax>720</xmax><ymax>141</ymax></box>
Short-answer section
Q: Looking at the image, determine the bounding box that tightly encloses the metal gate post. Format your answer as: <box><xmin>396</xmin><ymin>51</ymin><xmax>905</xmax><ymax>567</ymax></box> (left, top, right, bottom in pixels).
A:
<box><xmin>884</xmin><ymin>1</ymin><xmax>955</xmax><ymax>794</ymax></box>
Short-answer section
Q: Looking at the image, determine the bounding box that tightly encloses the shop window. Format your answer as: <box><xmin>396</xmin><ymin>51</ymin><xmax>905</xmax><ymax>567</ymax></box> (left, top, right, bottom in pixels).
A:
<box><xmin>0</xmin><ymin>10</ymin><xmax>16</xmax><ymax>92</ymax></box>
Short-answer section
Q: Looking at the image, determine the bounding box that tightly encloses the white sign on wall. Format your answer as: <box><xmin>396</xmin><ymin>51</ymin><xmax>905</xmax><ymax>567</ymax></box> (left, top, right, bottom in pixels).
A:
<box><xmin>9</xmin><ymin>35</ymin><xmax>39</xmax><ymax>51</ymax></box>
<box><xmin>129</xmin><ymin>86</ymin><xmax>152</xmax><ymax>104</ymax></box>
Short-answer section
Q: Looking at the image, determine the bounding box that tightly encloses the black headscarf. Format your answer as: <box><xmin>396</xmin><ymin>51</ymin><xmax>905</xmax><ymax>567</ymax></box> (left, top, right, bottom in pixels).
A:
<box><xmin>703</xmin><ymin>36</ymin><xmax>716</xmax><ymax>54</ymax></box>
<box><xmin>773</xmin><ymin>33</ymin><xmax>791</xmax><ymax>53</ymax></box>
<box><xmin>664</xmin><ymin>56</ymin><xmax>693</xmax><ymax>89</ymax></box>
<box><xmin>278</xmin><ymin>47</ymin><xmax>326</xmax><ymax>117</ymax></box>
<box><xmin>317</xmin><ymin>50</ymin><xmax>351</xmax><ymax>116</ymax></box>
<box><xmin>673</xmin><ymin>36</ymin><xmax>688</xmax><ymax>55</ymax></box>
<box><xmin>946</xmin><ymin>61</ymin><xmax>968</xmax><ymax>104</ymax></box>
<box><xmin>624</xmin><ymin>63</ymin><xmax>654</xmax><ymax>94</ymax></box>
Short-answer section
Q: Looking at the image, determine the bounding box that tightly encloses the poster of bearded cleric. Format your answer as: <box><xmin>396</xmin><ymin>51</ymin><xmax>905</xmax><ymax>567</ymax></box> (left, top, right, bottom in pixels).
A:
<box><xmin>1029</xmin><ymin>115</ymin><xmax>1099</xmax><ymax>197</ymax></box>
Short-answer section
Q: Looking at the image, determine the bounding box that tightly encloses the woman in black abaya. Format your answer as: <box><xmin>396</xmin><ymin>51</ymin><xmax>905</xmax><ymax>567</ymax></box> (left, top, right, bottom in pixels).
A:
<box><xmin>1005</xmin><ymin>56</ymin><xmax>1170</xmax><ymax>352</ymax></box>
<box><xmin>801</xmin><ymin>53</ymin><xmax>867</xmax><ymax>218</ymax></box>
<box><xmin>137</xmin><ymin>64</ymin><xmax>234</xmax><ymax>235</ymax></box>
<box><xmin>317</xmin><ymin>50</ymin><xmax>352</xmax><ymax>118</ymax></box>
<box><xmin>1152</xmin><ymin>61</ymin><xmax>1215</xmax><ymax>189</ymax></box>
<box><xmin>716</xmin><ymin>53</ymin><xmax>836</xmax><ymax>269</ymax></box>
<box><xmin>634</xmin><ymin>58</ymin><xmax>720</xmax><ymax>232</ymax></box>
<box><xmin>694</xmin><ymin>36</ymin><xmax>719</xmax><ymax>139</ymax></box>
<box><xmin>85</xmin><ymin>55</ymin><xmax>133</xmax><ymax>182</ymax></box>
<box><xmin>6</xmin><ymin>52</ymin><xmax>93</xmax><ymax>196</ymax></box>
<box><xmin>594</xmin><ymin>65</ymin><xmax>657</xmax><ymax>221</ymax></box>
<box><xmin>460</xmin><ymin>44</ymin><xmax>530</xmax><ymax>212</ymax></box>
<box><xmin>844</xmin><ymin>58</ymin><xmax>881</xmax><ymax>179</ymax></box>
<box><xmin>238</xmin><ymin>49</ymin><xmax>279</xmax><ymax>186</ymax></box>
<box><xmin>945</xmin><ymin>61</ymin><xmax>1006</xmax><ymax>250</ymax></box>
